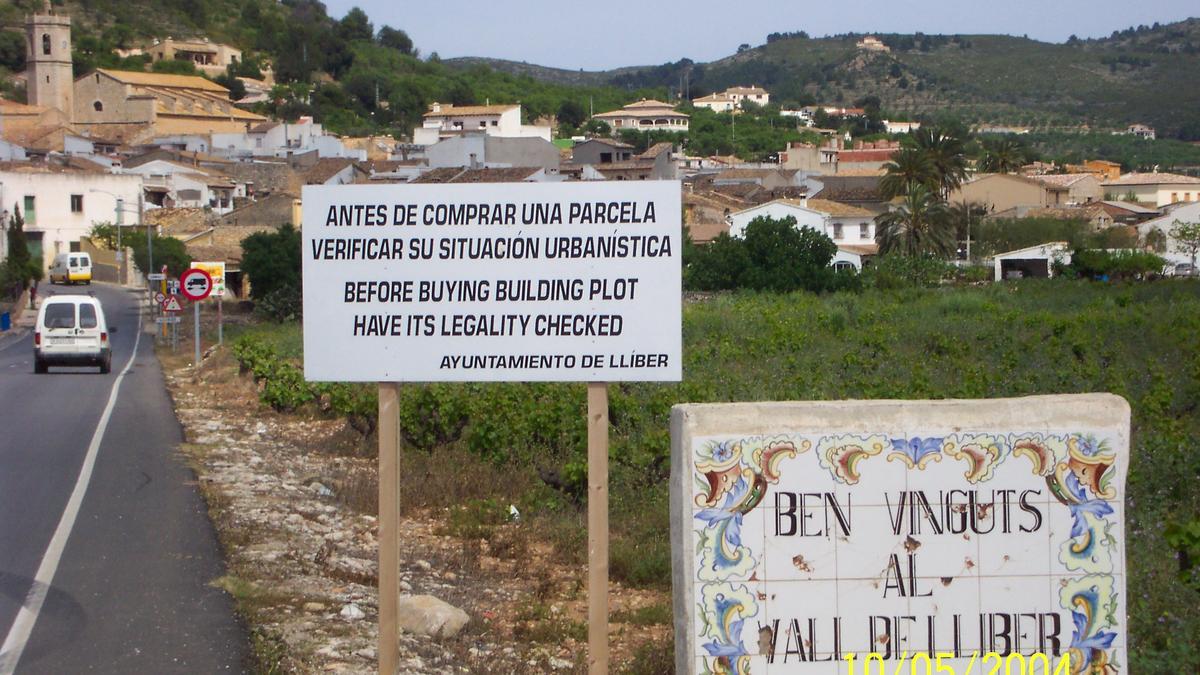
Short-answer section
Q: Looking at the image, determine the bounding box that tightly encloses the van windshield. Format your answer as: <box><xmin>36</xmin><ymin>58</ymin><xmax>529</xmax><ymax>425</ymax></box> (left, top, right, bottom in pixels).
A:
<box><xmin>79</xmin><ymin>304</ymin><xmax>98</xmax><ymax>328</ymax></box>
<box><xmin>44</xmin><ymin>303</ymin><xmax>76</xmax><ymax>329</ymax></box>
<box><xmin>70</xmin><ymin>257</ymin><xmax>80</xmax><ymax>267</ymax></box>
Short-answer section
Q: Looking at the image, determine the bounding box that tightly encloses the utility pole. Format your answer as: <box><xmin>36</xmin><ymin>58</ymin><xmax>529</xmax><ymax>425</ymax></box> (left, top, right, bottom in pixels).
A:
<box><xmin>115</xmin><ymin>197</ymin><xmax>124</xmax><ymax>284</ymax></box>
<box><xmin>141</xmin><ymin>191</ymin><xmax>151</xmax><ymax>284</ymax></box>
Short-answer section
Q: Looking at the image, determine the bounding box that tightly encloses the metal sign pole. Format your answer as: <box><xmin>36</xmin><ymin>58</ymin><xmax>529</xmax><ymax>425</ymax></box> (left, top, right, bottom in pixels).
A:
<box><xmin>217</xmin><ymin>296</ymin><xmax>223</xmax><ymax>345</ymax></box>
<box><xmin>193</xmin><ymin>301</ymin><xmax>200</xmax><ymax>368</ymax></box>
<box><xmin>587</xmin><ymin>382</ymin><xmax>610</xmax><ymax>674</ymax></box>
<box><xmin>378</xmin><ymin>382</ymin><xmax>401</xmax><ymax>675</ymax></box>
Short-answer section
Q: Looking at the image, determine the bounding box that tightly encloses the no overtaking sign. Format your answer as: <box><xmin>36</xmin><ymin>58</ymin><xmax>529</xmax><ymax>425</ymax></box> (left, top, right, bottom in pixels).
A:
<box><xmin>180</xmin><ymin>267</ymin><xmax>213</xmax><ymax>301</ymax></box>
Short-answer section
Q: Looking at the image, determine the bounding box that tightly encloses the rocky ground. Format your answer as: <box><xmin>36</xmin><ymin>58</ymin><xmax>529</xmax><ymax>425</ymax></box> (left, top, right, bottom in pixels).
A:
<box><xmin>158</xmin><ymin>343</ymin><xmax>669</xmax><ymax>674</ymax></box>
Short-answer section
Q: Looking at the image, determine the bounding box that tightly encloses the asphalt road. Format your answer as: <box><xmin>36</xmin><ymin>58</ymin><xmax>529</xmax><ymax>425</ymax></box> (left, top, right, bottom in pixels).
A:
<box><xmin>0</xmin><ymin>283</ymin><xmax>248</xmax><ymax>673</ymax></box>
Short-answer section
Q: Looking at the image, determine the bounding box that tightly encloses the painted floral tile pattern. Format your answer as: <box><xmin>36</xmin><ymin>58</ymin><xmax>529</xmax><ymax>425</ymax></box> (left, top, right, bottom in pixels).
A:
<box><xmin>689</xmin><ymin>431</ymin><xmax>1124</xmax><ymax>675</ymax></box>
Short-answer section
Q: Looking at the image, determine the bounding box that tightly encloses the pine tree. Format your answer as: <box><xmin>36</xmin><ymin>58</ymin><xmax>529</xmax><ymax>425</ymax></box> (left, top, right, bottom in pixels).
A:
<box><xmin>4</xmin><ymin>205</ymin><xmax>36</xmax><ymax>291</ymax></box>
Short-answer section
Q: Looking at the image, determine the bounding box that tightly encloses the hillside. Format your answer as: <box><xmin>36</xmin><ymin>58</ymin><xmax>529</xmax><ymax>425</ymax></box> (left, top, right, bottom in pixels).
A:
<box><xmin>469</xmin><ymin>21</ymin><xmax>1200</xmax><ymax>140</ymax></box>
<box><xmin>3</xmin><ymin>0</ymin><xmax>1198</xmax><ymax>145</ymax></box>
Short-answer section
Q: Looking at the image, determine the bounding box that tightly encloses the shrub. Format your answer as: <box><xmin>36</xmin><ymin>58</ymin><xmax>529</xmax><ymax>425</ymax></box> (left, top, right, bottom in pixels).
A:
<box><xmin>685</xmin><ymin>216</ymin><xmax>846</xmax><ymax>293</ymax></box>
<box><xmin>241</xmin><ymin>224</ymin><xmax>302</xmax><ymax>301</ymax></box>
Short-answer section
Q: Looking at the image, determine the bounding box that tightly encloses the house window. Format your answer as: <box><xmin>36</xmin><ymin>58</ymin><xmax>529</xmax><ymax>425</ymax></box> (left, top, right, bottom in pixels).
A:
<box><xmin>600</xmin><ymin>152</ymin><xmax>612</xmax><ymax>164</ymax></box>
<box><xmin>70</xmin><ymin>194</ymin><xmax>83</xmax><ymax>213</ymax></box>
<box><xmin>93</xmin><ymin>101</ymin><xmax>103</xmax><ymax>111</ymax></box>
<box><xmin>859</xmin><ymin>223</ymin><xmax>869</xmax><ymax>239</ymax></box>
<box><xmin>490</xmin><ymin>120</ymin><xmax>498</xmax><ymax>126</ymax></box>
<box><xmin>479</xmin><ymin>121</ymin><xmax>487</xmax><ymax>128</ymax></box>
<box><xmin>1172</xmin><ymin>192</ymin><xmax>1178</xmax><ymax>203</ymax></box>
<box><xmin>42</xmin><ymin>34</ymin><xmax>50</xmax><ymax>55</ymax></box>
<box><xmin>833</xmin><ymin>223</ymin><xmax>844</xmax><ymax>239</ymax></box>
<box><xmin>23</xmin><ymin>196</ymin><xmax>35</xmax><ymax>225</ymax></box>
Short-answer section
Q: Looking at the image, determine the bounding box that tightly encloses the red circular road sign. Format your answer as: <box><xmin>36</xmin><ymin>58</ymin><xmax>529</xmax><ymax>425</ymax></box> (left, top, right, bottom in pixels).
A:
<box><xmin>180</xmin><ymin>267</ymin><xmax>213</xmax><ymax>301</ymax></box>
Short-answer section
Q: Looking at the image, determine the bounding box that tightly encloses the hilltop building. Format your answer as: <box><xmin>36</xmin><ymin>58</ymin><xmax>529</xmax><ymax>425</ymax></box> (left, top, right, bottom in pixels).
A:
<box><xmin>856</xmin><ymin>36</ymin><xmax>890</xmax><ymax>52</ymax></box>
<box><xmin>142</xmin><ymin>38</ymin><xmax>243</xmax><ymax>78</ymax></box>
<box><xmin>592</xmin><ymin>100</ymin><xmax>689</xmax><ymax>133</ymax></box>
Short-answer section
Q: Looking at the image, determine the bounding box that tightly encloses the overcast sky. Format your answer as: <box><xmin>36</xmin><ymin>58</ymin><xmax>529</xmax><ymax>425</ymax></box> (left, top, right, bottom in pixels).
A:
<box><xmin>321</xmin><ymin>0</ymin><xmax>1196</xmax><ymax>71</ymax></box>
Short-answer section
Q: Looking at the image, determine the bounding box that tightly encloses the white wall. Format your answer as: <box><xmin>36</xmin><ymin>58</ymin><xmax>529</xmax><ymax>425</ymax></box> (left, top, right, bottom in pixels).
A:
<box><xmin>729</xmin><ymin>202</ymin><xmax>875</xmax><ymax>243</ymax></box>
<box><xmin>1138</xmin><ymin>202</ymin><xmax>1200</xmax><ymax>267</ymax></box>
<box><xmin>0</xmin><ymin>171</ymin><xmax>142</xmax><ymax>270</ymax></box>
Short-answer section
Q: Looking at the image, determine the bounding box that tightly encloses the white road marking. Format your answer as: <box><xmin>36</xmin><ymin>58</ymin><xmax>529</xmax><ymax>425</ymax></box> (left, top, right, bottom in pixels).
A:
<box><xmin>0</xmin><ymin>303</ymin><xmax>143</xmax><ymax>674</ymax></box>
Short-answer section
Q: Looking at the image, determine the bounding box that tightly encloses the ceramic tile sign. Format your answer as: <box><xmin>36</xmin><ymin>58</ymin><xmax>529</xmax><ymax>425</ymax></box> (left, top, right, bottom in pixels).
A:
<box><xmin>669</xmin><ymin>395</ymin><xmax>1129</xmax><ymax>675</ymax></box>
<box><xmin>301</xmin><ymin>181</ymin><xmax>681</xmax><ymax>382</ymax></box>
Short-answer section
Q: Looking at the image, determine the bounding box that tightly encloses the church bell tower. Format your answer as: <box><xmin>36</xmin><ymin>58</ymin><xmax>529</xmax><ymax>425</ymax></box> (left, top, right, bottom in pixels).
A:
<box><xmin>25</xmin><ymin>1</ymin><xmax>74</xmax><ymax>117</ymax></box>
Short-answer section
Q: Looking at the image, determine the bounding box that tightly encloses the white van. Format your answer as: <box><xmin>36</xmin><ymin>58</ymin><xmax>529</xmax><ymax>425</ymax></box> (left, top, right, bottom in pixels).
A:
<box><xmin>33</xmin><ymin>295</ymin><xmax>114</xmax><ymax>373</ymax></box>
<box><xmin>48</xmin><ymin>252</ymin><xmax>92</xmax><ymax>285</ymax></box>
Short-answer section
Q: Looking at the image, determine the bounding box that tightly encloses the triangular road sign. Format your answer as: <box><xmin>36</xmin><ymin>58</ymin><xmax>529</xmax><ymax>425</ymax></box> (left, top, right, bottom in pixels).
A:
<box><xmin>162</xmin><ymin>295</ymin><xmax>184</xmax><ymax>312</ymax></box>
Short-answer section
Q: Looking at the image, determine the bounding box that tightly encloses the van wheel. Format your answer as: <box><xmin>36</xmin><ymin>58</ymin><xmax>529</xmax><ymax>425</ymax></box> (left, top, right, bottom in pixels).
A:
<box><xmin>35</xmin><ymin>359</ymin><xmax>47</xmax><ymax>374</ymax></box>
<box><xmin>100</xmin><ymin>355</ymin><xmax>111</xmax><ymax>374</ymax></box>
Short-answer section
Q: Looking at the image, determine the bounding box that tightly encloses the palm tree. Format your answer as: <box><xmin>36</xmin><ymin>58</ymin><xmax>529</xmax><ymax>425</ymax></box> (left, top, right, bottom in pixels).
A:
<box><xmin>909</xmin><ymin>127</ymin><xmax>969</xmax><ymax>194</ymax></box>
<box><xmin>978</xmin><ymin>137</ymin><xmax>1025</xmax><ymax>173</ymax></box>
<box><xmin>879</xmin><ymin>146</ymin><xmax>938</xmax><ymax>199</ymax></box>
<box><xmin>876</xmin><ymin>184</ymin><xmax>956</xmax><ymax>257</ymax></box>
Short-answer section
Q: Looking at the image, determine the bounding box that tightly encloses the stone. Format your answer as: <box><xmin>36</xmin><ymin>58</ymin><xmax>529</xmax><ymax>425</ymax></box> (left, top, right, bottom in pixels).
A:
<box><xmin>414</xmin><ymin>559</ymin><xmax>432</xmax><ymax>571</ymax></box>
<box><xmin>303</xmin><ymin>602</ymin><xmax>326</xmax><ymax>612</ymax></box>
<box><xmin>339</xmin><ymin>603</ymin><xmax>366</xmax><ymax>620</ymax></box>
<box><xmin>395</xmin><ymin>594</ymin><xmax>470</xmax><ymax>638</ymax></box>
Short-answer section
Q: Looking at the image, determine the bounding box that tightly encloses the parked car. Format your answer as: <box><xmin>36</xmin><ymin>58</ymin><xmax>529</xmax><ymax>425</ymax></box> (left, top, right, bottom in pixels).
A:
<box><xmin>48</xmin><ymin>252</ymin><xmax>92</xmax><ymax>285</ymax></box>
<box><xmin>33</xmin><ymin>294</ymin><xmax>114</xmax><ymax>373</ymax></box>
<box><xmin>1174</xmin><ymin>262</ymin><xmax>1196</xmax><ymax>277</ymax></box>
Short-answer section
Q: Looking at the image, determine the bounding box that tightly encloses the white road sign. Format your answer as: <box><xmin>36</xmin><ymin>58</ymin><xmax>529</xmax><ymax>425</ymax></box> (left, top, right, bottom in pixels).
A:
<box><xmin>192</xmin><ymin>261</ymin><xmax>226</xmax><ymax>297</ymax></box>
<box><xmin>301</xmin><ymin>181</ymin><xmax>682</xmax><ymax>382</ymax></box>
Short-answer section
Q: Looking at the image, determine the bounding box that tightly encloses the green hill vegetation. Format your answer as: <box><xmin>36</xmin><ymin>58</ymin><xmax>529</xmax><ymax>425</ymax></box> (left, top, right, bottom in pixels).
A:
<box><xmin>2</xmin><ymin>1</ymin><xmax>1198</xmax><ymax>167</ymax></box>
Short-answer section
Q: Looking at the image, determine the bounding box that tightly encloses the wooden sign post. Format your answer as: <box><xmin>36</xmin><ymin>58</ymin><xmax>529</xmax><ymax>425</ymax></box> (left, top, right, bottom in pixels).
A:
<box><xmin>378</xmin><ymin>382</ymin><xmax>401</xmax><ymax>675</ymax></box>
<box><xmin>299</xmin><ymin>182</ymin><xmax>681</xmax><ymax>675</ymax></box>
<box><xmin>586</xmin><ymin>382</ymin><xmax>609</xmax><ymax>673</ymax></box>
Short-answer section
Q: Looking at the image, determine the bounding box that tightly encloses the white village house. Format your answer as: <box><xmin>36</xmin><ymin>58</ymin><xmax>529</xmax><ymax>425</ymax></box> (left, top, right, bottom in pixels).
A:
<box><xmin>413</xmin><ymin>103</ymin><xmax>552</xmax><ymax>146</ymax></box>
<box><xmin>1137</xmin><ymin>202</ymin><xmax>1200</xmax><ymax>269</ymax></box>
<box><xmin>0</xmin><ymin>163</ymin><xmax>142</xmax><ymax>271</ymax></box>
<box><xmin>727</xmin><ymin>198</ymin><xmax>878</xmax><ymax>270</ymax></box>
<box><xmin>120</xmin><ymin>159</ymin><xmax>238</xmax><ymax>213</ymax></box>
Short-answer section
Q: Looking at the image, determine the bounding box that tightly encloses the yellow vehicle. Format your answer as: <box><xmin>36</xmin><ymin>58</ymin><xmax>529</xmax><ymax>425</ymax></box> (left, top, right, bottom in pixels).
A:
<box><xmin>48</xmin><ymin>252</ymin><xmax>92</xmax><ymax>284</ymax></box>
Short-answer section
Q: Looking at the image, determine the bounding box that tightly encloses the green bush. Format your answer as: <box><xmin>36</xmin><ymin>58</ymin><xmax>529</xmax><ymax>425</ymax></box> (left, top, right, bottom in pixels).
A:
<box><xmin>241</xmin><ymin>225</ymin><xmax>302</xmax><ymax>301</ymax></box>
<box><xmin>685</xmin><ymin>216</ymin><xmax>848</xmax><ymax>293</ymax></box>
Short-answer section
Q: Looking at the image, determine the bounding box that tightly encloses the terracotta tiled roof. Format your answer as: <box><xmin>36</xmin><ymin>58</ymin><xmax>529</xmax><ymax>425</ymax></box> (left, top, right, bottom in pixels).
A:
<box><xmin>686</xmin><ymin>222</ymin><xmax>730</xmax><ymax>243</ymax></box>
<box><xmin>1099</xmin><ymin>200</ymin><xmax>1159</xmax><ymax>215</ymax></box>
<box><xmin>423</xmin><ymin>104</ymin><xmax>519</xmax><ymax>117</ymax></box>
<box><xmin>802</xmin><ymin>198</ymin><xmax>876</xmax><ymax>217</ymax></box>
<box><xmin>639</xmin><ymin>142</ymin><xmax>674</xmax><ymax>159</ymax></box>
<box><xmin>593</xmin><ymin>108</ymin><xmax>688</xmax><ymax>120</ymax></box>
<box><xmin>0</xmin><ymin>98</ymin><xmax>50</xmax><ymax>115</ymax></box>
<box><xmin>303</xmin><ymin>158</ymin><xmax>358</xmax><ymax>184</ymax></box>
<box><xmin>838</xmin><ymin>243</ymin><xmax>879</xmax><ymax>255</ymax></box>
<box><xmin>1103</xmin><ymin>172</ymin><xmax>1200</xmax><ymax>186</ymax></box>
<box><xmin>94</xmin><ymin>68</ymin><xmax>228</xmax><ymax>92</ymax></box>
<box><xmin>623</xmin><ymin>99</ymin><xmax>674</xmax><ymax>109</ymax></box>
<box><xmin>725</xmin><ymin>86</ymin><xmax>768</xmax><ymax>96</ymax></box>
<box><xmin>838</xmin><ymin>149</ymin><xmax>897</xmax><ymax>163</ymax></box>
<box><xmin>693</xmin><ymin>93</ymin><xmax>734</xmax><ymax>103</ymax></box>
<box><xmin>411</xmin><ymin>166</ymin><xmax>542</xmax><ymax>183</ymax></box>
<box><xmin>1028</xmin><ymin>174</ymin><xmax>1092</xmax><ymax>188</ymax></box>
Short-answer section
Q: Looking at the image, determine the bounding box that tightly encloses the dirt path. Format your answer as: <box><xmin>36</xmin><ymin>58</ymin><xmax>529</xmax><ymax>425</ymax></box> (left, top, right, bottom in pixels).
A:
<box><xmin>159</xmin><ymin>346</ymin><xmax>669</xmax><ymax>674</ymax></box>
